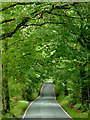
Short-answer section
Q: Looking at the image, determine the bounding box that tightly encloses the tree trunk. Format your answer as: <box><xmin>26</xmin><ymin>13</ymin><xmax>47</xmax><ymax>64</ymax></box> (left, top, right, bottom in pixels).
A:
<box><xmin>80</xmin><ymin>66</ymin><xmax>88</xmax><ymax>105</ymax></box>
<box><xmin>2</xmin><ymin>40</ymin><xmax>10</xmax><ymax>114</ymax></box>
<box><xmin>64</xmin><ymin>80</ymin><xmax>68</xmax><ymax>96</ymax></box>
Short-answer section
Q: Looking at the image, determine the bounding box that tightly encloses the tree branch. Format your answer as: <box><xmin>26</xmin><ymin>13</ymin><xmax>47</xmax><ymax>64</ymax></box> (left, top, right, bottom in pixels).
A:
<box><xmin>47</xmin><ymin>12</ymin><xmax>89</xmax><ymax>19</ymax></box>
<box><xmin>24</xmin><ymin>21</ymin><xmax>66</xmax><ymax>27</ymax></box>
<box><xmin>0</xmin><ymin>20</ymin><xmax>66</xmax><ymax>40</ymax></box>
<box><xmin>9</xmin><ymin>39</ymin><xmax>25</xmax><ymax>47</ymax></box>
<box><xmin>0</xmin><ymin>18</ymin><xmax>15</xmax><ymax>24</ymax></box>
<box><xmin>0</xmin><ymin>2</ymin><xmax>43</xmax><ymax>12</ymax></box>
<box><xmin>0</xmin><ymin>2</ymin><xmax>79</xmax><ymax>13</ymax></box>
<box><xmin>75</xmin><ymin>10</ymin><xmax>89</xmax><ymax>49</ymax></box>
<box><xmin>54</xmin><ymin>2</ymin><xmax>79</xmax><ymax>10</ymax></box>
<box><xmin>20</xmin><ymin>52</ymin><xmax>32</xmax><ymax>58</ymax></box>
<box><xmin>0</xmin><ymin>17</ymin><xmax>29</xmax><ymax>40</ymax></box>
<box><xmin>0</xmin><ymin>3</ymin><xmax>18</xmax><ymax>12</ymax></box>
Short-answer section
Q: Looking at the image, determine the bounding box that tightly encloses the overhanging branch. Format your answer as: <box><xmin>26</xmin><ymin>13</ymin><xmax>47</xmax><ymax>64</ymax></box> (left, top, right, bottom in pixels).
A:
<box><xmin>47</xmin><ymin>12</ymin><xmax>88</xmax><ymax>19</ymax></box>
<box><xmin>0</xmin><ymin>17</ymin><xmax>29</xmax><ymax>40</ymax></box>
<box><xmin>25</xmin><ymin>21</ymin><xmax>66</xmax><ymax>27</ymax></box>
<box><xmin>0</xmin><ymin>2</ymin><xmax>43</xmax><ymax>12</ymax></box>
<box><xmin>0</xmin><ymin>21</ymin><xmax>66</xmax><ymax>40</ymax></box>
<box><xmin>0</xmin><ymin>2</ymin><xmax>79</xmax><ymax>12</ymax></box>
<box><xmin>0</xmin><ymin>18</ymin><xmax>15</xmax><ymax>24</ymax></box>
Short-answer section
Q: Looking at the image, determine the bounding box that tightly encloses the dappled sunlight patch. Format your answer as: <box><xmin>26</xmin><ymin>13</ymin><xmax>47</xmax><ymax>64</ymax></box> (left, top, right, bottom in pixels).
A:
<box><xmin>19</xmin><ymin>100</ymin><xmax>29</xmax><ymax>103</ymax></box>
<box><xmin>1</xmin><ymin>2</ymin><xmax>89</xmax><ymax>119</ymax></box>
<box><xmin>11</xmin><ymin>100</ymin><xmax>29</xmax><ymax>117</ymax></box>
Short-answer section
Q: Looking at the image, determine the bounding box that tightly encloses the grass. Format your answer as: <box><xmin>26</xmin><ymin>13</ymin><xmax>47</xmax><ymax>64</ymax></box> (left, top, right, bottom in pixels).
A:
<box><xmin>2</xmin><ymin>100</ymin><xmax>29</xmax><ymax>118</ymax></box>
<box><xmin>2</xmin><ymin>83</ymin><xmax>43</xmax><ymax>119</ymax></box>
<box><xmin>11</xmin><ymin>100</ymin><xmax>29</xmax><ymax>117</ymax></box>
<box><xmin>57</xmin><ymin>95</ymin><xmax>89</xmax><ymax>120</ymax></box>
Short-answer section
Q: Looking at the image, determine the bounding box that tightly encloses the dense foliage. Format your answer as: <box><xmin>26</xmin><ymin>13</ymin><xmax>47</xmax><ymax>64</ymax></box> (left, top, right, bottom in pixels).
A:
<box><xmin>0</xmin><ymin>2</ymin><xmax>89</xmax><ymax>118</ymax></box>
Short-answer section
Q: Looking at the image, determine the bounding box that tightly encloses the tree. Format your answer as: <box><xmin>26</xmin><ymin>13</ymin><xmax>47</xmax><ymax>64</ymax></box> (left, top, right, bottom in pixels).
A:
<box><xmin>1</xmin><ymin>2</ymin><xmax>89</xmax><ymax>117</ymax></box>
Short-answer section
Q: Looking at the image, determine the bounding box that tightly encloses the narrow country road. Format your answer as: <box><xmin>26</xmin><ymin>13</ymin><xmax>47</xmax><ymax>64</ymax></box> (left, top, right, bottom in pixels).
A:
<box><xmin>23</xmin><ymin>82</ymin><xmax>73</xmax><ymax>120</ymax></box>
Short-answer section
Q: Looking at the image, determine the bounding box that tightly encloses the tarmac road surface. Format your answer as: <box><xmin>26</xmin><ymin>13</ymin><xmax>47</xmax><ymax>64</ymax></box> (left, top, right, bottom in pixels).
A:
<box><xmin>23</xmin><ymin>82</ymin><xmax>73</xmax><ymax>120</ymax></box>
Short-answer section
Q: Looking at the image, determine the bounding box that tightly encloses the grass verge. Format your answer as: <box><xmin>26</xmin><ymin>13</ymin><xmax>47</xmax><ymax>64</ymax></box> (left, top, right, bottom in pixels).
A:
<box><xmin>2</xmin><ymin>100</ymin><xmax>29</xmax><ymax>118</ymax></box>
<box><xmin>11</xmin><ymin>100</ymin><xmax>29</xmax><ymax>118</ymax></box>
<box><xmin>2</xmin><ymin>82</ymin><xmax>44</xmax><ymax>119</ymax></box>
<box><xmin>57</xmin><ymin>95</ymin><xmax>89</xmax><ymax>120</ymax></box>
<box><xmin>12</xmin><ymin>82</ymin><xmax>43</xmax><ymax>118</ymax></box>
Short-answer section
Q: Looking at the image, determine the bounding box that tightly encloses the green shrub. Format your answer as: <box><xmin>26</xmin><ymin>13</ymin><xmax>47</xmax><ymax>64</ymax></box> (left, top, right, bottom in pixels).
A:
<box><xmin>74</xmin><ymin>103</ymin><xmax>82</xmax><ymax>110</ymax></box>
<box><xmin>2</xmin><ymin>113</ymin><xmax>14</xmax><ymax>118</ymax></box>
<box><xmin>68</xmin><ymin>99</ymin><xmax>76</xmax><ymax>105</ymax></box>
<box><xmin>55</xmin><ymin>81</ymin><xmax>64</xmax><ymax>97</ymax></box>
<box><xmin>67</xmin><ymin>93</ymin><xmax>77</xmax><ymax>105</ymax></box>
<box><xmin>11</xmin><ymin>100</ymin><xmax>29</xmax><ymax>117</ymax></box>
<box><xmin>81</xmin><ymin>103</ymin><xmax>88</xmax><ymax>112</ymax></box>
<box><xmin>31</xmin><ymin>89</ymin><xmax>38</xmax><ymax>100</ymax></box>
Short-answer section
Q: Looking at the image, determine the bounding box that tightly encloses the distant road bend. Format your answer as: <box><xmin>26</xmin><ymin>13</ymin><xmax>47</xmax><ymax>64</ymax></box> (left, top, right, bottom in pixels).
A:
<box><xmin>23</xmin><ymin>82</ymin><xmax>73</xmax><ymax>120</ymax></box>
